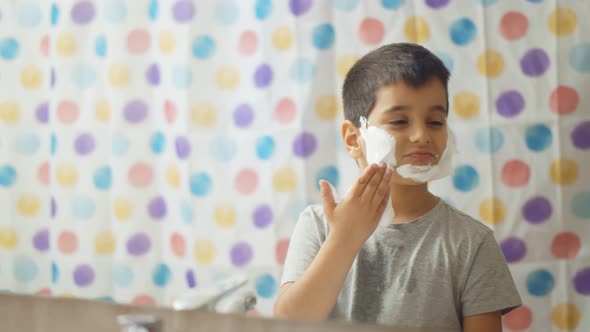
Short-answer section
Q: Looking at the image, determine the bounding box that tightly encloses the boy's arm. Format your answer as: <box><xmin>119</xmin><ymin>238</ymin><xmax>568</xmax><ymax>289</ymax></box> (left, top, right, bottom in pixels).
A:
<box><xmin>274</xmin><ymin>163</ymin><xmax>392</xmax><ymax>320</ymax></box>
<box><xmin>463</xmin><ymin>311</ymin><xmax>502</xmax><ymax>332</ymax></box>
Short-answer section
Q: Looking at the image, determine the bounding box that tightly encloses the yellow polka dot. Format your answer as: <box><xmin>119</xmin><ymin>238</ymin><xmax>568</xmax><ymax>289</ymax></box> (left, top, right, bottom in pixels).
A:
<box><xmin>315</xmin><ymin>95</ymin><xmax>340</xmax><ymax>120</ymax></box>
<box><xmin>96</xmin><ymin>100</ymin><xmax>111</xmax><ymax>123</ymax></box>
<box><xmin>551</xmin><ymin>303</ymin><xmax>580</xmax><ymax>330</ymax></box>
<box><xmin>109</xmin><ymin>64</ymin><xmax>130</xmax><ymax>87</ymax></box>
<box><xmin>95</xmin><ymin>231</ymin><xmax>116</xmax><ymax>254</ymax></box>
<box><xmin>17</xmin><ymin>194</ymin><xmax>40</xmax><ymax>217</ymax></box>
<box><xmin>56</xmin><ymin>33</ymin><xmax>76</xmax><ymax>56</ymax></box>
<box><xmin>166</xmin><ymin>165</ymin><xmax>181</xmax><ymax>188</ymax></box>
<box><xmin>159</xmin><ymin>31</ymin><xmax>176</xmax><ymax>54</ymax></box>
<box><xmin>215</xmin><ymin>204</ymin><xmax>236</xmax><ymax>228</ymax></box>
<box><xmin>0</xmin><ymin>228</ymin><xmax>18</xmax><ymax>250</ymax></box>
<box><xmin>194</xmin><ymin>240</ymin><xmax>216</xmax><ymax>264</ymax></box>
<box><xmin>272</xmin><ymin>26</ymin><xmax>293</xmax><ymax>51</ymax></box>
<box><xmin>548</xmin><ymin>8</ymin><xmax>577</xmax><ymax>36</ymax></box>
<box><xmin>479</xmin><ymin>197</ymin><xmax>506</xmax><ymax>225</ymax></box>
<box><xmin>0</xmin><ymin>101</ymin><xmax>21</xmax><ymax>124</ymax></box>
<box><xmin>477</xmin><ymin>50</ymin><xmax>504</xmax><ymax>78</ymax></box>
<box><xmin>191</xmin><ymin>103</ymin><xmax>217</xmax><ymax>127</ymax></box>
<box><xmin>404</xmin><ymin>16</ymin><xmax>430</xmax><ymax>43</ymax></box>
<box><xmin>273</xmin><ymin>168</ymin><xmax>296</xmax><ymax>192</ymax></box>
<box><xmin>452</xmin><ymin>91</ymin><xmax>480</xmax><ymax>119</ymax></box>
<box><xmin>21</xmin><ymin>65</ymin><xmax>43</xmax><ymax>89</ymax></box>
<box><xmin>56</xmin><ymin>164</ymin><xmax>78</xmax><ymax>188</ymax></box>
<box><xmin>114</xmin><ymin>198</ymin><xmax>132</xmax><ymax>221</ymax></box>
<box><xmin>216</xmin><ymin>65</ymin><xmax>240</xmax><ymax>90</ymax></box>
<box><xmin>337</xmin><ymin>55</ymin><xmax>359</xmax><ymax>79</ymax></box>
<box><xmin>58</xmin><ymin>293</ymin><xmax>76</xmax><ymax>298</ymax></box>
<box><xmin>550</xmin><ymin>159</ymin><xmax>578</xmax><ymax>185</ymax></box>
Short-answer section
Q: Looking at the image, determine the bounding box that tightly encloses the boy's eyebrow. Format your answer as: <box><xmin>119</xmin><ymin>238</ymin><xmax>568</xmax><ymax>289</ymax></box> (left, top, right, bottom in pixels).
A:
<box><xmin>382</xmin><ymin>105</ymin><xmax>447</xmax><ymax>113</ymax></box>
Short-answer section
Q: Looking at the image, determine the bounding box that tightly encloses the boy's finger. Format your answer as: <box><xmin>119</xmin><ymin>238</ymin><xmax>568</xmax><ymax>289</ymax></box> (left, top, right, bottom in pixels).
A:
<box><xmin>320</xmin><ymin>180</ymin><xmax>336</xmax><ymax>218</ymax></box>
<box><xmin>360</xmin><ymin>164</ymin><xmax>385</xmax><ymax>202</ymax></box>
<box><xmin>350</xmin><ymin>164</ymin><xmax>378</xmax><ymax>197</ymax></box>
<box><xmin>371</xmin><ymin>167</ymin><xmax>391</xmax><ymax>207</ymax></box>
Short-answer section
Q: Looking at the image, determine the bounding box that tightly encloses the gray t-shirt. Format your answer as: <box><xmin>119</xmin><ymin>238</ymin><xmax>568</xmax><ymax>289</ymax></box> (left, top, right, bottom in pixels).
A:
<box><xmin>280</xmin><ymin>199</ymin><xmax>522</xmax><ymax>330</ymax></box>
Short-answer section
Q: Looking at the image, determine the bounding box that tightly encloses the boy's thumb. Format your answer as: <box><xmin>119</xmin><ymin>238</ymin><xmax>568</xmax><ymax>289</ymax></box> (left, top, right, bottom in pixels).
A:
<box><xmin>319</xmin><ymin>180</ymin><xmax>336</xmax><ymax>215</ymax></box>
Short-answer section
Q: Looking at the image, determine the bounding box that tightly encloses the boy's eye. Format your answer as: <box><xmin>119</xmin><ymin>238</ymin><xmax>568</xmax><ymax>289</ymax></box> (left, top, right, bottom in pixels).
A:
<box><xmin>429</xmin><ymin>121</ymin><xmax>444</xmax><ymax>126</ymax></box>
<box><xmin>389</xmin><ymin>120</ymin><xmax>408</xmax><ymax>125</ymax></box>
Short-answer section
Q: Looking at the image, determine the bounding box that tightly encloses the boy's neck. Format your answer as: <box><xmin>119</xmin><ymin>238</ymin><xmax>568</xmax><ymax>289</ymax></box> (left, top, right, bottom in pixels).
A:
<box><xmin>389</xmin><ymin>184</ymin><xmax>440</xmax><ymax>224</ymax></box>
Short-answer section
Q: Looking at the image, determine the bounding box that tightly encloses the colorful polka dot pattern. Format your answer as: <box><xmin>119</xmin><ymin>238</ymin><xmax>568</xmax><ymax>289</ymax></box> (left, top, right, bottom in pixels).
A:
<box><xmin>0</xmin><ymin>1</ymin><xmax>588</xmax><ymax>326</ymax></box>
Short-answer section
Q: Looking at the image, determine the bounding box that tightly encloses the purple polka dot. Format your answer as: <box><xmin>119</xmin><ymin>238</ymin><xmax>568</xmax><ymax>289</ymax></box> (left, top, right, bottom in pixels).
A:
<box><xmin>293</xmin><ymin>132</ymin><xmax>317</xmax><ymax>158</ymax></box>
<box><xmin>522</xmin><ymin>196</ymin><xmax>552</xmax><ymax>224</ymax></box>
<box><xmin>254</xmin><ymin>64</ymin><xmax>273</xmax><ymax>88</ymax></box>
<box><xmin>253</xmin><ymin>204</ymin><xmax>273</xmax><ymax>228</ymax></box>
<box><xmin>173</xmin><ymin>0</ymin><xmax>195</xmax><ymax>22</ymax></box>
<box><xmin>573</xmin><ymin>267</ymin><xmax>590</xmax><ymax>295</ymax></box>
<box><xmin>74</xmin><ymin>133</ymin><xmax>95</xmax><ymax>155</ymax></box>
<box><xmin>425</xmin><ymin>0</ymin><xmax>449</xmax><ymax>9</ymax></box>
<box><xmin>36</xmin><ymin>102</ymin><xmax>49</xmax><ymax>124</ymax></box>
<box><xmin>124</xmin><ymin>100</ymin><xmax>148</xmax><ymax>123</ymax></box>
<box><xmin>148</xmin><ymin>196</ymin><xmax>167</xmax><ymax>220</ymax></box>
<box><xmin>500</xmin><ymin>237</ymin><xmax>526</xmax><ymax>263</ymax></box>
<box><xmin>233</xmin><ymin>104</ymin><xmax>254</xmax><ymax>128</ymax></box>
<box><xmin>175</xmin><ymin>136</ymin><xmax>191</xmax><ymax>159</ymax></box>
<box><xmin>571</xmin><ymin>121</ymin><xmax>590</xmax><ymax>150</ymax></box>
<box><xmin>230</xmin><ymin>242</ymin><xmax>253</xmax><ymax>267</ymax></box>
<box><xmin>520</xmin><ymin>48</ymin><xmax>550</xmax><ymax>77</ymax></box>
<box><xmin>127</xmin><ymin>233</ymin><xmax>151</xmax><ymax>256</ymax></box>
<box><xmin>32</xmin><ymin>228</ymin><xmax>49</xmax><ymax>252</ymax></box>
<box><xmin>51</xmin><ymin>197</ymin><xmax>57</xmax><ymax>218</ymax></box>
<box><xmin>289</xmin><ymin>0</ymin><xmax>312</xmax><ymax>16</ymax></box>
<box><xmin>186</xmin><ymin>269</ymin><xmax>197</xmax><ymax>288</ymax></box>
<box><xmin>71</xmin><ymin>1</ymin><xmax>96</xmax><ymax>25</ymax></box>
<box><xmin>496</xmin><ymin>90</ymin><xmax>525</xmax><ymax>118</ymax></box>
<box><xmin>51</xmin><ymin>68</ymin><xmax>56</xmax><ymax>88</ymax></box>
<box><xmin>146</xmin><ymin>63</ymin><xmax>160</xmax><ymax>86</ymax></box>
<box><xmin>73</xmin><ymin>264</ymin><xmax>95</xmax><ymax>287</ymax></box>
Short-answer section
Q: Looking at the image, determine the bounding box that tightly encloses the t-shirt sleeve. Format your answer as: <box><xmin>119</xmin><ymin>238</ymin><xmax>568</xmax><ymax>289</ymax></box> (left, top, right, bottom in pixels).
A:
<box><xmin>280</xmin><ymin>206</ymin><xmax>324</xmax><ymax>286</ymax></box>
<box><xmin>461</xmin><ymin>232</ymin><xmax>522</xmax><ymax>316</ymax></box>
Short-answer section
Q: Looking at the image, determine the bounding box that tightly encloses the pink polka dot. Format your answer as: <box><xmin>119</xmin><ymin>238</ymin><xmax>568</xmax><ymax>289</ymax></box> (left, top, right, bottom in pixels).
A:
<box><xmin>499</xmin><ymin>11</ymin><xmax>528</xmax><ymax>41</ymax></box>
<box><xmin>503</xmin><ymin>305</ymin><xmax>532</xmax><ymax>331</ymax></box>
<box><xmin>238</xmin><ymin>30</ymin><xmax>257</xmax><ymax>56</ymax></box>
<box><xmin>501</xmin><ymin>160</ymin><xmax>530</xmax><ymax>188</ymax></box>
<box><xmin>40</xmin><ymin>34</ymin><xmax>50</xmax><ymax>57</ymax></box>
<box><xmin>38</xmin><ymin>162</ymin><xmax>49</xmax><ymax>186</ymax></box>
<box><xmin>36</xmin><ymin>288</ymin><xmax>52</xmax><ymax>296</ymax></box>
<box><xmin>551</xmin><ymin>232</ymin><xmax>581</xmax><ymax>259</ymax></box>
<box><xmin>132</xmin><ymin>294</ymin><xmax>155</xmax><ymax>306</ymax></box>
<box><xmin>358</xmin><ymin>17</ymin><xmax>385</xmax><ymax>45</ymax></box>
<box><xmin>170</xmin><ymin>232</ymin><xmax>185</xmax><ymax>257</ymax></box>
<box><xmin>246</xmin><ymin>309</ymin><xmax>261</xmax><ymax>317</ymax></box>
<box><xmin>549</xmin><ymin>86</ymin><xmax>579</xmax><ymax>115</ymax></box>
<box><xmin>58</xmin><ymin>100</ymin><xmax>80</xmax><ymax>124</ymax></box>
<box><xmin>164</xmin><ymin>99</ymin><xmax>177</xmax><ymax>124</ymax></box>
<box><xmin>235</xmin><ymin>169</ymin><xmax>258</xmax><ymax>194</ymax></box>
<box><xmin>127</xmin><ymin>29</ymin><xmax>151</xmax><ymax>55</ymax></box>
<box><xmin>275</xmin><ymin>97</ymin><xmax>296</xmax><ymax>124</ymax></box>
<box><xmin>58</xmin><ymin>231</ymin><xmax>78</xmax><ymax>254</ymax></box>
<box><xmin>128</xmin><ymin>162</ymin><xmax>154</xmax><ymax>188</ymax></box>
<box><xmin>275</xmin><ymin>239</ymin><xmax>289</xmax><ymax>265</ymax></box>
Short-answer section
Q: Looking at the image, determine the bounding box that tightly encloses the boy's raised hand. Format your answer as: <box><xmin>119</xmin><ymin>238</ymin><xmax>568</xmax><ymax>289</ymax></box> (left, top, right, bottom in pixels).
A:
<box><xmin>319</xmin><ymin>162</ymin><xmax>392</xmax><ymax>250</ymax></box>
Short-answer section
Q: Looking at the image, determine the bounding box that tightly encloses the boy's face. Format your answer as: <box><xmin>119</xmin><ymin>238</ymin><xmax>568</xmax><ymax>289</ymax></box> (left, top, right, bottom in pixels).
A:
<box><xmin>342</xmin><ymin>77</ymin><xmax>448</xmax><ymax>186</ymax></box>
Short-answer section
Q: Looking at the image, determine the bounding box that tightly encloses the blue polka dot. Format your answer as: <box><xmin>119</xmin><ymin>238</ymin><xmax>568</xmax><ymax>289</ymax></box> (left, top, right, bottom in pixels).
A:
<box><xmin>96</xmin><ymin>296</ymin><xmax>115</xmax><ymax>303</ymax></box>
<box><xmin>525</xmin><ymin>124</ymin><xmax>552</xmax><ymax>152</ymax></box>
<box><xmin>572</xmin><ymin>192</ymin><xmax>590</xmax><ymax>219</ymax></box>
<box><xmin>290</xmin><ymin>58</ymin><xmax>315</xmax><ymax>84</ymax></box>
<box><xmin>0</xmin><ymin>165</ymin><xmax>17</xmax><ymax>187</ymax></box>
<box><xmin>452</xmin><ymin>165</ymin><xmax>479</xmax><ymax>192</ymax></box>
<box><xmin>73</xmin><ymin>196</ymin><xmax>96</xmax><ymax>220</ymax></box>
<box><xmin>152</xmin><ymin>263</ymin><xmax>171</xmax><ymax>287</ymax></box>
<box><xmin>527</xmin><ymin>0</ymin><xmax>543</xmax><ymax>3</ymax></box>
<box><xmin>51</xmin><ymin>261</ymin><xmax>59</xmax><ymax>284</ymax></box>
<box><xmin>450</xmin><ymin>18</ymin><xmax>477</xmax><ymax>46</ymax></box>
<box><xmin>209</xmin><ymin>136</ymin><xmax>237</xmax><ymax>162</ymax></box>
<box><xmin>13</xmin><ymin>257</ymin><xmax>38</xmax><ymax>283</ymax></box>
<box><xmin>255</xmin><ymin>0</ymin><xmax>272</xmax><ymax>20</ymax></box>
<box><xmin>150</xmin><ymin>131</ymin><xmax>166</xmax><ymax>154</ymax></box>
<box><xmin>113</xmin><ymin>264</ymin><xmax>133</xmax><ymax>288</ymax></box>
<box><xmin>181</xmin><ymin>201</ymin><xmax>193</xmax><ymax>224</ymax></box>
<box><xmin>475</xmin><ymin>0</ymin><xmax>498</xmax><ymax>5</ymax></box>
<box><xmin>312</xmin><ymin>23</ymin><xmax>335</xmax><ymax>50</ymax></box>
<box><xmin>256</xmin><ymin>136</ymin><xmax>275</xmax><ymax>160</ymax></box>
<box><xmin>51</xmin><ymin>3</ymin><xmax>60</xmax><ymax>26</ymax></box>
<box><xmin>14</xmin><ymin>133</ymin><xmax>40</xmax><ymax>155</ymax></box>
<box><xmin>255</xmin><ymin>274</ymin><xmax>277</xmax><ymax>299</ymax></box>
<box><xmin>526</xmin><ymin>269</ymin><xmax>554</xmax><ymax>296</ymax></box>
<box><xmin>17</xmin><ymin>3</ymin><xmax>42</xmax><ymax>27</ymax></box>
<box><xmin>172</xmin><ymin>65</ymin><xmax>192</xmax><ymax>89</ymax></box>
<box><xmin>332</xmin><ymin>0</ymin><xmax>359</xmax><ymax>11</ymax></box>
<box><xmin>192</xmin><ymin>35</ymin><xmax>215</xmax><ymax>60</ymax></box>
<box><xmin>95</xmin><ymin>35</ymin><xmax>107</xmax><ymax>57</ymax></box>
<box><xmin>569</xmin><ymin>44</ymin><xmax>590</xmax><ymax>73</ymax></box>
<box><xmin>148</xmin><ymin>0</ymin><xmax>159</xmax><ymax>21</ymax></box>
<box><xmin>51</xmin><ymin>133</ymin><xmax>58</xmax><ymax>155</ymax></box>
<box><xmin>190</xmin><ymin>172</ymin><xmax>212</xmax><ymax>196</ymax></box>
<box><xmin>72</xmin><ymin>64</ymin><xmax>97</xmax><ymax>89</ymax></box>
<box><xmin>0</xmin><ymin>38</ymin><xmax>19</xmax><ymax>60</ymax></box>
<box><xmin>381</xmin><ymin>0</ymin><xmax>404</xmax><ymax>10</ymax></box>
<box><xmin>475</xmin><ymin>127</ymin><xmax>504</xmax><ymax>153</ymax></box>
<box><xmin>112</xmin><ymin>133</ymin><xmax>129</xmax><ymax>156</ymax></box>
<box><xmin>93</xmin><ymin>166</ymin><xmax>112</xmax><ymax>190</ymax></box>
<box><xmin>435</xmin><ymin>52</ymin><xmax>454</xmax><ymax>73</ymax></box>
<box><xmin>315</xmin><ymin>166</ymin><xmax>339</xmax><ymax>191</ymax></box>
<box><xmin>104</xmin><ymin>0</ymin><xmax>127</xmax><ymax>23</ymax></box>
<box><xmin>215</xmin><ymin>1</ymin><xmax>239</xmax><ymax>25</ymax></box>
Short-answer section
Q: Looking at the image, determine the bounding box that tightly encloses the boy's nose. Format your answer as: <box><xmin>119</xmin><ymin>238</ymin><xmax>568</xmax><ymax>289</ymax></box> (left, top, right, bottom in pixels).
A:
<box><xmin>409</xmin><ymin>124</ymin><xmax>431</xmax><ymax>143</ymax></box>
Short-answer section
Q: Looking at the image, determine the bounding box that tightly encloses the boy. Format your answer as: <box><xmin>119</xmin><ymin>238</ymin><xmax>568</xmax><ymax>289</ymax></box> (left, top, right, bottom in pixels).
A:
<box><xmin>274</xmin><ymin>43</ymin><xmax>521</xmax><ymax>331</ymax></box>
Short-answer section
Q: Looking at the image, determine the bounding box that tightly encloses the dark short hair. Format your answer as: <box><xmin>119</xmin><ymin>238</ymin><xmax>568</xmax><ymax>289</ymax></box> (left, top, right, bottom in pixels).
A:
<box><xmin>342</xmin><ymin>43</ymin><xmax>450</xmax><ymax>127</ymax></box>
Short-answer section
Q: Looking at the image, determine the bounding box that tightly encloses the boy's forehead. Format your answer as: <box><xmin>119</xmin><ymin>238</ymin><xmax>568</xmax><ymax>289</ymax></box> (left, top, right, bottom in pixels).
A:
<box><xmin>373</xmin><ymin>79</ymin><xmax>447</xmax><ymax>107</ymax></box>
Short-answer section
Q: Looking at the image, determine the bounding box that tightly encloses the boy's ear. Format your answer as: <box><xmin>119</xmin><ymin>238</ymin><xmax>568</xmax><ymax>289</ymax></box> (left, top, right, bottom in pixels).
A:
<box><xmin>341</xmin><ymin>120</ymin><xmax>363</xmax><ymax>159</ymax></box>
